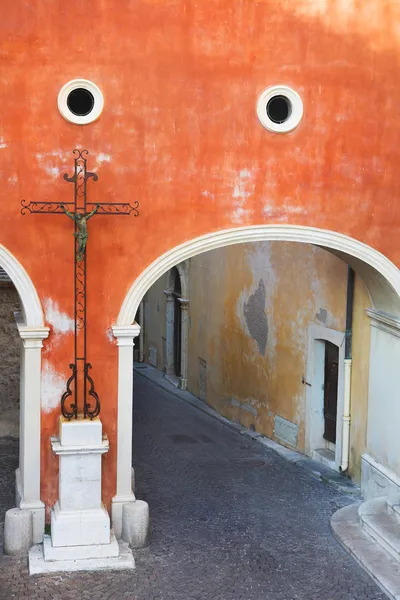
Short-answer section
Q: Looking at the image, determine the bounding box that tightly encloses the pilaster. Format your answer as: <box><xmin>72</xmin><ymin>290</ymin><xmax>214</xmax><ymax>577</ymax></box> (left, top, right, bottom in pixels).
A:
<box><xmin>111</xmin><ymin>323</ymin><xmax>140</xmax><ymax>536</ymax></box>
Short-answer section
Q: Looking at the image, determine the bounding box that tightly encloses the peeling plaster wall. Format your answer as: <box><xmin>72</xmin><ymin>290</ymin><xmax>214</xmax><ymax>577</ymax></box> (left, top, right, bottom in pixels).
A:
<box><xmin>143</xmin><ymin>274</ymin><xmax>168</xmax><ymax>371</ymax></box>
<box><xmin>184</xmin><ymin>242</ymin><xmax>370</xmax><ymax>480</ymax></box>
<box><xmin>0</xmin><ymin>283</ymin><xmax>20</xmax><ymax>438</ymax></box>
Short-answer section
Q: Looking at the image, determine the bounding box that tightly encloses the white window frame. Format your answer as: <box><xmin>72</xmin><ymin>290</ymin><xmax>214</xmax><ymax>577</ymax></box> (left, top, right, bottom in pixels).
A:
<box><xmin>257</xmin><ymin>85</ymin><xmax>303</xmax><ymax>133</ymax></box>
<box><xmin>58</xmin><ymin>79</ymin><xmax>104</xmax><ymax>125</ymax></box>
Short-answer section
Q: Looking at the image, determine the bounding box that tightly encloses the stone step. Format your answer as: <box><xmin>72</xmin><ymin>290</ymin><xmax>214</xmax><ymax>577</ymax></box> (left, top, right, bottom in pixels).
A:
<box><xmin>332</xmin><ymin>503</ymin><xmax>400</xmax><ymax>600</ymax></box>
<box><xmin>361</xmin><ymin>511</ymin><xmax>400</xmax><ymax>563</ymax></box>
<box><xmin>387</xmin><ymin>498</ymin><xmax>400</xmax><ymax>526</ymax></box>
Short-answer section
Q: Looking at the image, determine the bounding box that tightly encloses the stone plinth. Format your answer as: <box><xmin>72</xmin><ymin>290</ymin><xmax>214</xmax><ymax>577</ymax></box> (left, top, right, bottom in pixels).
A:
<box><xmin>28</xmin><ymin>416</ymin><xmax>135</xmax><ymax>574</ymax></box>
<box><xmin>50</xmin><ymin>417</ymin><xmax>110</xmax><ymax>547</ymax></box>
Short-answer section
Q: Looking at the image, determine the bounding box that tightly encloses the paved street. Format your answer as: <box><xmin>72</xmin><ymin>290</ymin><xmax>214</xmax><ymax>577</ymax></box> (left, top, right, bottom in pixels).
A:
<box><xmin>0</xmin><ymin>372</ymin><xmax>387</xmax><ymax>600</ymax></box>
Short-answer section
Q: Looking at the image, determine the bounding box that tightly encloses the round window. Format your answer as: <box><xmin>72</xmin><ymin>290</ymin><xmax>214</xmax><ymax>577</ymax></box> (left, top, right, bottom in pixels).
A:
<box><xmin>58</xmin><ymin>79</ymin><xmax>104</xmax><ymax>125</ymax></box>
<box><xmin>257</xmin><ymin>86</ymin><xmax>303</xmax><ymax>133</ymax></box>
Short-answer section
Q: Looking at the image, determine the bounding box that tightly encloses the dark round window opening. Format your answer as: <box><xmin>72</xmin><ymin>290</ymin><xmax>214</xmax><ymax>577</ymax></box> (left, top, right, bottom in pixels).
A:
<box><xmin>266</xmin><ymin>95</ymin><xmax>292</xmax><ymax>124</ymax></box>
<box><xmin>67</xmin><ymin>88</ymin><xmax>95</xmax><ymax>117</ymax></box>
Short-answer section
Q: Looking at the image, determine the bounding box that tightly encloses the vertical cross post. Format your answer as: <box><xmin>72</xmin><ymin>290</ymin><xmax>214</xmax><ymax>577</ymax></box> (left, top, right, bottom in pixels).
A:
<box><xmin>21</xmin><ymin>149</ymin><xmax>139</xmax><ymax>419</ymax></box>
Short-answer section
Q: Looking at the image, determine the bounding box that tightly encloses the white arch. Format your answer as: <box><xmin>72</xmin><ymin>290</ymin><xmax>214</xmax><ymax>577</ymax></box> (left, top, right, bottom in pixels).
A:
<box><xmin>117</xmin><ymin>225</ymin><xmax>400</xmax><ymax>325</ymax></box>
<box><xmin>0</xmin><ymin>243</ymin><xmax>48</xmax><ymax>545</ymax></box>
<box><xmin>0</xmin><ymin>244</ymin><xmax>44</xmax><ymax>327</ymax></box>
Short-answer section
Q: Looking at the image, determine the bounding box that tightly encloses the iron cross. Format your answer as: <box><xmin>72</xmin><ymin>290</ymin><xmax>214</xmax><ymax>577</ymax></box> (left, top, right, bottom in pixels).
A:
<box><xmin>21</xmin><ymin>149</ymin><xmax>139</xmax><ymax>420</ymax></box>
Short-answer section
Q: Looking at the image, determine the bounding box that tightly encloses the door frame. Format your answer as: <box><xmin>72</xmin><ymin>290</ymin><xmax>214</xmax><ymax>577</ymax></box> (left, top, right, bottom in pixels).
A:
<box><xmin>305</xmin><ymin>324</ymin><xmax>345</xmax><ymax>471</ymax></box>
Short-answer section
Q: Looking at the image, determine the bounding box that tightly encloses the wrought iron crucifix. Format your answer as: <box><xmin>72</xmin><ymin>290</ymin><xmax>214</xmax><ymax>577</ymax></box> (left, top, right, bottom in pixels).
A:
<box><xmin>21</xmin><ymin>149</ymin><xmax>139</xmax><ymax>420</ymax></box>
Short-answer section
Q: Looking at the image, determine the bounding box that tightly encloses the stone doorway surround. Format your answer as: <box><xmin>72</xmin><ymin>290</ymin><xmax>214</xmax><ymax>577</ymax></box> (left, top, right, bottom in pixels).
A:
<box><xmin>305</xmin><ymin>324</ymin><xmax>345</xmax><ymax>471</ymax></box>
<box><xmin>164</xmin><ymin>262</ymin><xmax>189</xmax><ymax>391</ymax></box>
<box><xmin>0</xmin><ymin>244</ymin><xmax>49</xmax><ymax>544</ymax></box>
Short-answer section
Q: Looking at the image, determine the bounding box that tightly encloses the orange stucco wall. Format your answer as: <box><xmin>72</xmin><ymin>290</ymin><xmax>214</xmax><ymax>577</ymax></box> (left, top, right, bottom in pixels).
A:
<box><xmin>0</xmin><ymin>1</ymin><xmax>399</xmax><ymax>512</ymax></box>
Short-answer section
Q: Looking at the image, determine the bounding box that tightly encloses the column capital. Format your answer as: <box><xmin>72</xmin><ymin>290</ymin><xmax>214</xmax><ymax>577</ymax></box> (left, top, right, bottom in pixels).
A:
<box><xmin>178</xmin><ymin>298</ymin><xmax>189</xmax><ymax>308</ymax></box>
<box><xmin>164</xmin><ymin>290</ymin><xmax>175</xmax><ymax>301</ymax></box>
<box><xmin>112</xmin><ymin>323</ymin><xmax>141</xmax><ymax>346</ymax></box>
<box><xmin>14</xmin><ymin>311</ymin><xmax>50</xmax><ymax>346</ymax></box>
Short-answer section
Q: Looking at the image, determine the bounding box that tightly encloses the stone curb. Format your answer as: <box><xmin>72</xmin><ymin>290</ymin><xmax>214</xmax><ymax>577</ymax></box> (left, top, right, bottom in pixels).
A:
<box><xmin>134</xmin><ymin>363</ymin><xmax>360</xmax><ymax>499</ymax></box>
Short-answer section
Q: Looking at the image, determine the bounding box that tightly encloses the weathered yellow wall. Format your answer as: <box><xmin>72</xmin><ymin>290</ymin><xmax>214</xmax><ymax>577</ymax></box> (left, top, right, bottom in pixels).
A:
<box><xmin>143</xmin><ymin>275</ymin><xmax>168</xmax><ymax>371</ymax></box>
<box><xmin>144</xmin><ymin>241</ymin><xmax>372</xmax><ymax>480</ymax></box>
<box><xmin>187</xmin><ymin>242</ymin><xmax>348</xmax><ymax>452</ymax></box>
<box><xmin>348</xmin><ymin>275</ymin><xmax>371</xmax><ymax>481</ymax></box>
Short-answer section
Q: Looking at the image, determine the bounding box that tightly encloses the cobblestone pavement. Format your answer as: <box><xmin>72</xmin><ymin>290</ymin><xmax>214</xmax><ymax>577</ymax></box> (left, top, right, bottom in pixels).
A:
<box><xmin>0</xmin><ymin>374</ymin><xmax>387</xmax><ymax>600</ymax></box>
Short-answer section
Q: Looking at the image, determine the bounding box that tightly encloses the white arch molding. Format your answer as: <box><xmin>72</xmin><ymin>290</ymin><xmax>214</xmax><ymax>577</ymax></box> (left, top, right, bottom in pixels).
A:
<box><xmin>0</xmin><ymin>245</ymin><xmax>44</xmax><ymax>327</ymax></box>
<box><xmin>117</xmin><ymin>225</ymin><xmax>400</xmax><ymax>326</ymax></box>
<box><xmin>0</xmin><ymin>244</ymin><xmax>49</xmax><ymax>544</ymax></box>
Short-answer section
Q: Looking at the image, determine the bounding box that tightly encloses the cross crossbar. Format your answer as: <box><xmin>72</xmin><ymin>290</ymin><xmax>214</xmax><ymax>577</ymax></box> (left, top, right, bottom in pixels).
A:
<box><xmin>21</xmin><ymin>149</ymin><xmax>139</xmax><ymax>419</ymax></box>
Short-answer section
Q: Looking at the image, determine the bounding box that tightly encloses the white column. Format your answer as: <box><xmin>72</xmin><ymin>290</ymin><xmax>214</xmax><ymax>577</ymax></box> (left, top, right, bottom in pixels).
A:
<box><xmin>15</xmin><ymin>315</ymin><xmax>50</xmax><ymax>543</ymax></box>
<box><xmin>111</xmin><ymin>323</ymin><xmax>140</xmax><ymax>538</ymax></box>
<box><xmin>138</xmin><ymin>301</ymin><xmax>144</xmax><ymax>362</ymax></box>
<box><xmin>178</xmin><ymin>298</ymin><xmax>189</xmax><ymax>390</ymax></box>
<box><xmin>164</xmin><ymin>291</ymin><xmax>175</xmax><ymax>375</ymax></box>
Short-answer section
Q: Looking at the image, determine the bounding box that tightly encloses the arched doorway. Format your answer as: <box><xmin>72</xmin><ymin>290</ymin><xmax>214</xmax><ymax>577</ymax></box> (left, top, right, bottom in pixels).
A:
<box><xmin>172</xmin><ymin>268</ymin><xmax>182</xmax><ymax>377</ymax></box>
<box><xmin>0</xmin><ymin>245</ymin><xmax>49</xmax><ymax>543</ymax></box>
<box><xmin>112</xmin><ymin>224</ymin><xmax>400</xmax><ymax>531</ymax></box>
<box><xmin>163</xmin><ymin>265</ymin><xmax>189</xmax><ymax>388</ymax></box>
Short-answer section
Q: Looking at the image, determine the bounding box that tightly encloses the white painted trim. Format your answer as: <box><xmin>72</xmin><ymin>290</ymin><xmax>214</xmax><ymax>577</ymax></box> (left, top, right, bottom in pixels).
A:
<box><xmin>117</xmin><ymin>225</ymin><xmax>400</xmax><ymax>326</ymax></box>
<box><xmin>57</xmin><ymin>79</ymin><xmax>104</xmax><ymax>125</ymax></box>
<box><xmin>366</xmin><ymin>308</ymin><xmax>400</xmax><ymax>338</ymax></box>
<box><xmin>305</xmin><ymin>324</ymin><xmax>345</xmax><ymax>471</ymax></box>
<box><xmin>257</xmin><ymin>85</ymin><xmax>303</xmax><ymax>133</ymax></box>
<box><xmin>0</xmin><ymin>245</ymin><xmax>44</xmax><ymax>327</ymax></box>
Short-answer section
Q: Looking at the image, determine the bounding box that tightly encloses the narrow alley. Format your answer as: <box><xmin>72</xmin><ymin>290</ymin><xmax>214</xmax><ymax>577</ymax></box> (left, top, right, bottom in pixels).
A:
<box><xmin>0</xmin><ymin>373</ymin><xmax>385</xmax><ymax>600</ymax></box>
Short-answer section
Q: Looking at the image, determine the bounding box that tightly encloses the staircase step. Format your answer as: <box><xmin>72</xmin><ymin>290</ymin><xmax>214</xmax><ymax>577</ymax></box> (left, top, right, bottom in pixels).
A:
<box><xmin>332</xmin><ymin>503</ymin><xmax>400</xmax><ymax>600</ymax></box>
<box><xmin>362</xmin><ymin>512</ymin><xmax>400</xmax><ymax>563</ymax></box>
<box><xmin>387</xmin><ymin>498</ymin><xmax>400</xmax><ymax>526</ymax></box>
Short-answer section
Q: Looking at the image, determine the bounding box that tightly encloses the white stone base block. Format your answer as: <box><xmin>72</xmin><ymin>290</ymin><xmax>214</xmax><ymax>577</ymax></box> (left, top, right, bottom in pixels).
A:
<box><xmin>122</xmin><ymin>500</ymin><xmax>150</xmax><ymax>548</ymax></box>
<box><xmin>29</xmin><ymin>539</ymin><xmax>135</xmax><ymax>574</ymax></box>
<box><xmin>4</xmin><ymin>508</ymin><xmax>33</xmax><ymax>556</ymax></box>
<box><xmin>362</xmin><ymin>454</ymin><xmax>400</xmax><ymax>501</ymax></box>
<box><xmin>51</xmin><ymin>501</ymin><xmax>111</xmax><ymax>547</ymax></box>
<box><xmin>43</xmin><ymin>533</ymin><xmax>119</xmax><ymax>561</ymax></box>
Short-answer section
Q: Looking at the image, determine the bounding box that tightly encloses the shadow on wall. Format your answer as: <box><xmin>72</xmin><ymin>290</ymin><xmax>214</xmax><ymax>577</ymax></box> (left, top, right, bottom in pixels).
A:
<box><xmin>0</xmin><ymin>274</ymin><xmax>20</xmax><ymax>438</ymax></box>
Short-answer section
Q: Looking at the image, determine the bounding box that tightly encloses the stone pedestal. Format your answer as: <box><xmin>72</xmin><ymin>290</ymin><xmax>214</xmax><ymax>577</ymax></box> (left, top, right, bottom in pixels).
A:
<box><xmin>50</xmin><ymin>417</ymin><xmax>110</xmax><ymax>548</ymax></box>
<box><xmin>29</xmin><ymin>417</ymin><xmax>135</xmax><ymax>574</ymax></box>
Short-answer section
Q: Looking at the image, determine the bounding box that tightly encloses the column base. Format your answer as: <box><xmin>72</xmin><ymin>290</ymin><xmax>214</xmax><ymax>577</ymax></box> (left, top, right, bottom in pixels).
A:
<box><xmin>111</xmin><ymin>493</ymin><xmax>136</xmax><ymax>539</ymax></box>
<box><xmin>15</xmin><ymin>468</ymin><xmax>45</xmax><ymax>543</ymax></box>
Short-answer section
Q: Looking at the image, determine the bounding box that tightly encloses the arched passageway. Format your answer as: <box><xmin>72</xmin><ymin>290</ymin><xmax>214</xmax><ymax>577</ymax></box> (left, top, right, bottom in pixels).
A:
<box><xmin>111</xmin><ymin>224</ymin><xmax>400</xmax><ymax>531</ymax></box>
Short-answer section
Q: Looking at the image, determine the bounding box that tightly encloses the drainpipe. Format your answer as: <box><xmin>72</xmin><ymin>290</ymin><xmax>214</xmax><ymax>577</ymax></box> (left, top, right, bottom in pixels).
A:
<box><xmin>340</xmin><ymin>267</ymin><xmax>355</xmax><ymax>473</ymax></box>
<box><xmin>138</xmin><ymin>300</ymin><xmax>144</xmax><ymax>363</ymax></box>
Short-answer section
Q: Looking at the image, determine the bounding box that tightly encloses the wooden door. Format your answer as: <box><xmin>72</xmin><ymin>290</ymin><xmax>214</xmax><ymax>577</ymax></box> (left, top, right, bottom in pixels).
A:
<box><xmin>323</xmin><ymin>341</ymin><xmax>339</xmax><ymax>444</ymax></box>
